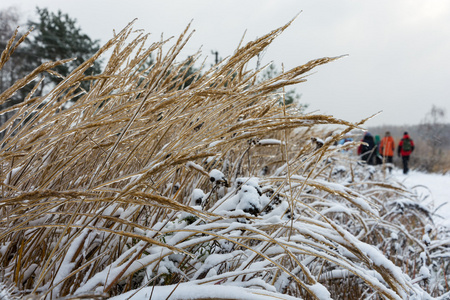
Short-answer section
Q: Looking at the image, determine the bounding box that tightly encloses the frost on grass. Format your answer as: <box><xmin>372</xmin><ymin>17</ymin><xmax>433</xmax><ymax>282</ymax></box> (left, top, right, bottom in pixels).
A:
<box><xmin>1</xmin><ymin>16</ymin><xmax>449</xmax><ymax>300</ymax></box>
<box><xmin>0</xmin><ymin>282</ymin><xmax>16</xmax><ymax>300</ymax></box>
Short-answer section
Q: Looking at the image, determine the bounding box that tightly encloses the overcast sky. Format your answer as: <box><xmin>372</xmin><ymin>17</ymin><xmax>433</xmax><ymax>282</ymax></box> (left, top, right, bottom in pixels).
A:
<box><xmin>3</xmin><ymin>0</ymin><xmax>450</xmax><ymax>127</ymax></box>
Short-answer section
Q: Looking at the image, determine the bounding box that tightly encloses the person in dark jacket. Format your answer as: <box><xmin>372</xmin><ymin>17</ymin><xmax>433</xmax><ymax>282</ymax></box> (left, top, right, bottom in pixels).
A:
<box><xmin>357</xmin><ymin>132</ymin><xmax>376</xmax><ymax>165</ymax></box>
<box><xmin>374</xmin><ymin>134</ymin><xmax>383</xmax><ymax>165</ymax></box>
<box><xmin>398</xmin><ymin>132</ymin><xmax>415</xmax><ymax>174</ymax></box>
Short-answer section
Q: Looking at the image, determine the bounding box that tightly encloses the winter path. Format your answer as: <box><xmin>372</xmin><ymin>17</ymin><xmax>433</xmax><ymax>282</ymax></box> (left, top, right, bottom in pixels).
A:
<box><xmin>393</xmin><ymin>169</ymin><xmax>450</xmax><ymax>229</ymax></box>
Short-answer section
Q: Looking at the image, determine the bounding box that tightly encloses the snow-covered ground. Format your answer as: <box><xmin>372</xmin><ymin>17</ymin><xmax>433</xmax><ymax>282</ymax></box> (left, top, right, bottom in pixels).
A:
<box><xmin>106</xmin><ymin>169</ymin><xmax>450</xmax><ymax>300</ymax></box>
<box><xmin>393</xmin><ymin>169</ymin><xmax>450</xmax><ymax>229</ymax></box>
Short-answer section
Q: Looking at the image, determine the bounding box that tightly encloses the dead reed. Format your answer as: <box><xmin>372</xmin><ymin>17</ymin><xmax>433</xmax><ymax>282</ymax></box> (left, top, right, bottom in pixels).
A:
<box><xmin>0</xmin><ymin>18</ymin><xmax>447</xmax><ymax>300</ymax></box>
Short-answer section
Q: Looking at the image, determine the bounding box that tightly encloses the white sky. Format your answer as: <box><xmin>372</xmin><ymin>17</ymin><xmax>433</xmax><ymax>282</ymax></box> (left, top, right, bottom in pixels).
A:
<box><xmin>3</xmin><ymin>0</ymin><xmax>450</xmax><ymax>127</ymax></box>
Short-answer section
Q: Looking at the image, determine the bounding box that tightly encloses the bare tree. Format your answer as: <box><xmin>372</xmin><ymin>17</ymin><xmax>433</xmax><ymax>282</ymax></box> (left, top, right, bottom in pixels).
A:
<box><xmin>418</xmin><ymin>105</ymin><xmax>448</xmax><ymax>172</ymax></box>
<box><xmin>0</xmin><ymin>7</ymin><xmax>20</xmax><ymax>91</ymax></box>
<box><xmin>0</xmin><ymin>6</ymin><xmax>25</xmax><ymax>126</ymax></box>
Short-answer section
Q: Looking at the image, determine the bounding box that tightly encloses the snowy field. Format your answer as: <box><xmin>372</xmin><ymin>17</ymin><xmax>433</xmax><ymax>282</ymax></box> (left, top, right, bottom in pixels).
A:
<box><xmin>394</xmin><ymin>169</ymin><xmax>450</xmax><ymax>229</ymax></box>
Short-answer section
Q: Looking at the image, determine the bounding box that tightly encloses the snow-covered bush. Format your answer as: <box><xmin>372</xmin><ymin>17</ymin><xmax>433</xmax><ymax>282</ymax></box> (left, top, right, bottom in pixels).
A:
<box><xmin>1</xmin><ymin>18</ymin><xmax>449</xmax><ymax>300</ymax></box>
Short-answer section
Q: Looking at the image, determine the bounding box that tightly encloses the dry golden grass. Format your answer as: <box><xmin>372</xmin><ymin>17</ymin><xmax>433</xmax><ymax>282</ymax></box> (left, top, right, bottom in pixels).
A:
<box><xmin>0</xmin><ymin>18</ymin><xmax>447</xmax><ymax>300</ymax></box>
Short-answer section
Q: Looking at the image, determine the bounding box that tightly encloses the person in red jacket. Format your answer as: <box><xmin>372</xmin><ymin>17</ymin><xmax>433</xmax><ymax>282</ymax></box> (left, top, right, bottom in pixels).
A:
<box><xmin>379</xmin><ymin>131</ymin><xmax>395</xmax><ymax>172</ymax></box>
<box><xmin>398</xmin><ymin>132</ymin><xmax>415</xmax><ymax>174</ymax></box>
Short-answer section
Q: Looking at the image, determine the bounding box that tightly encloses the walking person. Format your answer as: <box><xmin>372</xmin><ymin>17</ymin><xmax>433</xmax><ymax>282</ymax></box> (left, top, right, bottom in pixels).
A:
<box><xmin>357</xmin><ymin>132</ymin><xmax>376</xmax><ymax>165</ymax></box>
<box><xmin>379</xmin><ymin>131</ymin><xmax>395</xmax><ymax>172</ymax></box>
<box><xmin>398</xmin><ymin>132</ymin><xmax>415</xmax><ymax>174</ymax></box>
<box><xmin>374</xmin><ymin>135</ymin><xmax>383</xmax><ymax>165</ymax></box>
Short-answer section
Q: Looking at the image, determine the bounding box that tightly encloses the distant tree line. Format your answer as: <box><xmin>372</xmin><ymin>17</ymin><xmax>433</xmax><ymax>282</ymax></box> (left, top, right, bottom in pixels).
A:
<box><xmin>369</xmin><ymin>105</ymin><xmax>450</xmax><ymax>173</ymax></box>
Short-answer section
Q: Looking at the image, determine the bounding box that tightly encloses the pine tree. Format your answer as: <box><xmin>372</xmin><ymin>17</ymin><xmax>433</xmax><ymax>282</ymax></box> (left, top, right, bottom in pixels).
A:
<box><xmin>20</xmin><ymin>7</ymin><xmax>101</xmax><ymax>97</ymax></box>
<box><xmin>259</xmin><ymin>64</ymin><xmax>305</xmax><ymax>108</ymax></box>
